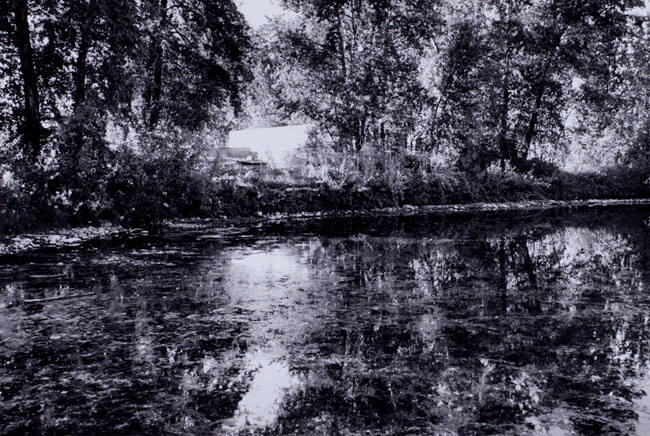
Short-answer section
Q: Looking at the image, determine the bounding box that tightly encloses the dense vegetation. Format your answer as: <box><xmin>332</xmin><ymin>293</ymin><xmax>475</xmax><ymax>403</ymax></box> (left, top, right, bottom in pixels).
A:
<box><xmin>0</xmin><ymin>0</ymin><xmax>648</xmax><ymax>233</ymax></box>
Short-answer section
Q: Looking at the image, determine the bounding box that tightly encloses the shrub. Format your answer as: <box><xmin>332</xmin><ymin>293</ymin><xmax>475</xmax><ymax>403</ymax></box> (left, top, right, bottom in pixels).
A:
<box><xmin>1</xmin><ymin>140</ymin><xmax>648</xmax><ymax>235</ymax></box>
<box><xmin>106</xmin><ymin>149</ymin><xmax>218</xmax><ymax>226</ymax></box>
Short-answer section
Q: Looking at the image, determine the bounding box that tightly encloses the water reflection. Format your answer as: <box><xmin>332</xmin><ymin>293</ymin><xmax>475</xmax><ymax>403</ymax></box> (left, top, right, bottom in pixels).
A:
<box><xmin>225</xmin><ymin>350</ymin><xmax>299</xmax><ymax>433</ymax></box>
<box><xmin>0</xmin><ymin>208</ymin><xmax>649</xmax><ymax>434</ymax></box>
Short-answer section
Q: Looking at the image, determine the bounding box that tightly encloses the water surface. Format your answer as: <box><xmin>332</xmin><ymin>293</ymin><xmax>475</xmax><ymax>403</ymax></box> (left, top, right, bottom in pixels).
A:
<box><xmin>1</xmin><ymin>207</ymin><xmax>649</xmax><ymax>435</ymax></box>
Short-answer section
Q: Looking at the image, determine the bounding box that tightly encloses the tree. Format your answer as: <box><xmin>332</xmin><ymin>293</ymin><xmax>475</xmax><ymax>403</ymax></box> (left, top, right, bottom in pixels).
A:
<box><xmin>255</xmin><ymin>0</ymin><xmax>440</xmax><ymax>152</ymax></box>
<box><xmin>139</xmin><ymin>0</ymin><xmax>252</xmax><ymax>132</ymax></box>
<box><xmin>430</xmin><ymin>0</ymin><xmax>644</xmax><ymax>171</ymax></box>
<box><xmin>2</xmin><ymin>0</ymin><xmax>41</xmax><ymax>160</ymax></box>
<box><xmin>429</xmin><ymin>17</ymin><xmax>499</xmax><ymax>171</ymax></box>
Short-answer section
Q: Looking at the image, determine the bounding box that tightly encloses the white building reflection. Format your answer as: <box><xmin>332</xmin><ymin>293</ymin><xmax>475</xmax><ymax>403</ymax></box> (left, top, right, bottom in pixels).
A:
<box><xmin>224</xmin><ymin>350</ymin><xmax>299</xmax><ymax>433</ymax></box>
<box><xmin>217</xmin><ymin>240</ymin><xmax>332</xmax><ymax>434</ymax></box>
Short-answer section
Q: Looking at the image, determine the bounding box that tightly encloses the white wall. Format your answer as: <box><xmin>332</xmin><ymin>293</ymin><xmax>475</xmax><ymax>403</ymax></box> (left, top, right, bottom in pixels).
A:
<box><xmin>227</xmin><ymin>124</ymin><xmax>313</xmax><ymax>167</ymax></box>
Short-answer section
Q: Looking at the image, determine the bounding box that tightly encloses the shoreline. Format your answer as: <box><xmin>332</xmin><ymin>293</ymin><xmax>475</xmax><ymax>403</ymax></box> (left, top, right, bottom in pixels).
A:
<box><xmin>257</xmin><ymin>197</ymin><xmax>650</xmax><ymax>221</ymax></box>
<box><xmin>2</xmin><ymin>197</ymin><xmax>648</xmax><ymax>255</ymax></box>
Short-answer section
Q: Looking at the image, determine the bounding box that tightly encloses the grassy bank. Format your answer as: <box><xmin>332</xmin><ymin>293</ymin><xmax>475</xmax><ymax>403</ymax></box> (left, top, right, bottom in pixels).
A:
<box><xmin>1</xmin><ymin>149</ymin><xmax>648</xmax><ymax>235</ymax></box>
<box><xmin>204</xmin><ymin>166</ymin><xmax>649</xmax><ymax>217</ymax></box>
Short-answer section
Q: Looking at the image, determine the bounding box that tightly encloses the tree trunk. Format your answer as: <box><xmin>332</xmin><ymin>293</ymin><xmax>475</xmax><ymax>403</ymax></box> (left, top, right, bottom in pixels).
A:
<box><xmin>69</xmin><ymin>1</ymin><xmax>95</xmax><ymax>166</ymax></box>
<box><xmin>498</xmin><ymin>240</ymin><xmax>508</xmax><ymax>314</ymax></box>
<box><xmin>519</xmin><ymin>25</ymin><xmax>566</xmax><ymax>169</ymax></box>
<box><xmin>354</xmin><ymin>116</ymin><xmax>366</xmax><ymax>152</ymax></box>
<box><xmin>13</xmin><ymin>0</ymin><xmax>41</xmax><ymax>160</ymax></box>
<box><xmin>148</xmin><ymin>39</ymin><xmax>164</xmax><ymax>129</ymax></box>
<box><xmin>335</xmin><ymin>8</ymin><xmax>347</xmax><ymax>80</ymax></box>
<box><xmin>499</xmin><ymin>53</ymin><xmax>511</xmax><ymax>170</ymax></box>
<box><xmin>146</xmin><ymin>0</ymin><xmax>167</xmax><ymax>130</ymax></box>
<box><xmin>73</xmin><ymin>25</ymin><xmax>91</xmax><ymax>111</ymax></box>
<box><xmin>521</xmin><ymin>84</ymin><xmax>545</xmax><ymax>164</ymax></box>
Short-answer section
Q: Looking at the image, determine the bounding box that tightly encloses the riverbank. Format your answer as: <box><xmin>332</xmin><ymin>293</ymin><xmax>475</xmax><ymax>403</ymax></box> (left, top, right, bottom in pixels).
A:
<box><xmin>166</xmin><ymin>198</ymin><xmax>650</xmax><ymax>232</ymax></box>
<box><xmin>0</xmin><ymin>226</ymin><xmax>146</xmax><ymax>256</ymax></box>
<box><xmin>3</xmin><ymin>197</ymin><xmax>649</xmax><ymax>255</ymax></box>
<box><xmin>199</xmin><ymin>165</ymin><xmax>649</xmax><ymax>222</ymax></box>
<box><xmin>2</xmin><ymin>151</ymin><xmax>647</xmax><ymax>235</ymax></box>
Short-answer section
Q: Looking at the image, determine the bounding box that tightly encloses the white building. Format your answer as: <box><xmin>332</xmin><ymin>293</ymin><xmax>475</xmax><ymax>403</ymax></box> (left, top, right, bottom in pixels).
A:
<box><xmin>224</xmin><ymin>124</ymin><xmax>314</xmax><ymax>168</ymax></box>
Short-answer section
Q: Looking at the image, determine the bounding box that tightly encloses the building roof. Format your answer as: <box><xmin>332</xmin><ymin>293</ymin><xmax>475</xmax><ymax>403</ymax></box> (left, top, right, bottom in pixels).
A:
<box><xmin>227</xmin><ymin>124</ymin><xmax>313</xmax><ymax>167</ymax></box>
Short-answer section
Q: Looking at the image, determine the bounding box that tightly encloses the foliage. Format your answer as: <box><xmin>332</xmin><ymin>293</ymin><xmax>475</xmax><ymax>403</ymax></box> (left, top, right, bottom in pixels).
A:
<box><xmin>254</xmin><ymin>0</ymin><xmax>440</xmax><ymax>151</ymax></box>
<box><xmin>428</xmin><ymin>0</ymin><xmax>645</xmax><ymax>170</ymax></box>
<box><xmin>0</xmin><ymin>0</ymin><xmax>253</xmax><ymax>230</ymax></box>
<box><xmin>138</xmin><ymin>0</ymin><xmax>252</xmax><ymax>131</ymax></box>
<box><xmin>0</xmin><ymin>0</ymin><xmax>648</xmax><ymax>232</ymax></box>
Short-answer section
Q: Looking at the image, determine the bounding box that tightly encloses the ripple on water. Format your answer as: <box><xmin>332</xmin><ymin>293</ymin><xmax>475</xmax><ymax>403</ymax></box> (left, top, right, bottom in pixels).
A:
<box><xmin>0</xmin><ymin>208</ymin><xmax>649</xmax><ymax>434</ymax></box>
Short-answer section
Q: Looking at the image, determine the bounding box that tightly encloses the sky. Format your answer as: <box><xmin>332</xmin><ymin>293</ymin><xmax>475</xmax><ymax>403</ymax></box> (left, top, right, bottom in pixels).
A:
<box><xmin>236</xmin><ymin>0</ymin><xmax>650</xmax><ymax>27</ymax></box>
<box><xmin>237</xmin><ymin>0</ymin><xmax>289</xmax><ymax>28</ymax></box>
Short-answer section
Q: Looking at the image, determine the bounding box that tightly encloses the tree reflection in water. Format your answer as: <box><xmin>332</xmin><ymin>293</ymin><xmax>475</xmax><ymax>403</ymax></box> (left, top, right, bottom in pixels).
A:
<box><xmin>0</xmin><ymin>208</ymin><xmax>648</xmax><ymax>435</ymax></box>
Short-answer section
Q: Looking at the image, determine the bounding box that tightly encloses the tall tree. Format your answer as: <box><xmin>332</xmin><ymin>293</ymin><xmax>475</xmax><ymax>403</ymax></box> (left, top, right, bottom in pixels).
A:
<box><xmin>139</xmin><ymin>0</ymin><xmax>252</xmax><ymax>132</ymax></box>
<box><xmin>9</xmin><ymin>0</ymin><xmax>41</xmax><ymax>160</ymax></box>
<box><xmin>430</xmin><ymin>0</ymin><xmax>644</xmax><ymax>171</ymax></box>
<box><xmin>260</xmin><ymin>0</ymin><xmax>440</xmax><ymax>152</ymax></box>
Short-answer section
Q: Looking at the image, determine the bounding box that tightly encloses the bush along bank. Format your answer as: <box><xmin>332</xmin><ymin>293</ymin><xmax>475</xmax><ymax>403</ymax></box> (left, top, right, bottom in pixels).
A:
<box><xmin>1</xmin><ymin>149</ymin><xmax>648</xmax><ymax>235</ymax></box>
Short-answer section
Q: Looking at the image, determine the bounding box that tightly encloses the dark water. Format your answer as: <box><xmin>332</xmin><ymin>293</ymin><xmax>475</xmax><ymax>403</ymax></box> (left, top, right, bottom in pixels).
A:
<box><xmin>1</xmin><ymin>207</ymin><xmax>649</xmax><ymax>435</ymax></box>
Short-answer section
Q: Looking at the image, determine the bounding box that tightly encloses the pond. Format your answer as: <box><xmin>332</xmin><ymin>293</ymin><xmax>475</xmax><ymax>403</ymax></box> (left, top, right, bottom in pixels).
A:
<box><xmin>1</xmin><ymin>207</ymin><xmax>649</xmax><ymax>435</ymax></box>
